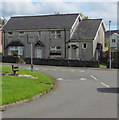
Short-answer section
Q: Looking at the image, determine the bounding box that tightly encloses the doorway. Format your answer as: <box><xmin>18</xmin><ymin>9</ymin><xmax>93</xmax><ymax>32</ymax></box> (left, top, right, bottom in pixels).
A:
<box><xmin>37</xmin><ymin>47</ymin><xmax>42</xmax><ymax>58</ymax></box>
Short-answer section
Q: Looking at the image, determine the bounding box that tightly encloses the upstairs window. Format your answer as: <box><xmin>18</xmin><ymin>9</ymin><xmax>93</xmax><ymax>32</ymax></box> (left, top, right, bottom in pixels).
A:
<box><xmin>57</xmin><ymin>31</ymin><xmax>61</xmax><ymax>38</ymax></box>
<box><xmin>19</xmin><ymin>31</ymin><xmax>25</xmax><ymax>39</ymax></box>
<box><xmin>19</xmin><ymin>31</ymin><xmax>25</xmax><ymax>35</ymax></box>
<box><xmin>112</xmin><ymin>39</ymin><xmax>116</xmax><ymax>43</ymax></box>
<box><xmin>8</xmin><ymin>32</ymin><xmax>13</xmax><ymax>36</ymax></box>
<box><xmin>38</xmin><ymin>31</ymin><xmax>42</xmax><ymax>36</ymax></box>
<box><xmin>51</xmin><ymin>30</ymin><xmax>61</xmax><ymax>38</ymax></box>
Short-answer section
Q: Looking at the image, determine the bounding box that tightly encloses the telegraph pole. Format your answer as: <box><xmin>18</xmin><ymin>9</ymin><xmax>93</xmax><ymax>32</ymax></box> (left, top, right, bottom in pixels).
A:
<box><xmin>28</xmin><ymin>35</ymin><xmax>34</xmax><ymax>71</ymax></box>
<box><xmin>31</xmin><ymin>42</ymin><xmax>33</xmax><ymax>71</ymax></box>
<box><xmin>109</xmin><ymin>21</ymin><xmax>111</xmax><ymax>69</ymax></box>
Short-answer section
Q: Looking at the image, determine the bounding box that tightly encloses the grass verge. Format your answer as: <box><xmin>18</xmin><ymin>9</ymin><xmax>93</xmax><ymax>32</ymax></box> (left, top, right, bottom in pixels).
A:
<box><xmin>0</xmin><ymin>65</ymin><xmax>55</xmax><ymax>106</ymax></box>
<box><xmin>99</xmin><ymin>64</ymin><xmax>106</xmax><ymax>68</ymax></box>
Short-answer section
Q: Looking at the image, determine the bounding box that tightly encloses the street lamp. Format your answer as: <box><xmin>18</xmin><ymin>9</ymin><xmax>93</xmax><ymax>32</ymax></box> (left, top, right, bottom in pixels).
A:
<box><xmin>109</xmin><ymin>21</ymin><xmax>111</xmax><ymax>69</ymax></box>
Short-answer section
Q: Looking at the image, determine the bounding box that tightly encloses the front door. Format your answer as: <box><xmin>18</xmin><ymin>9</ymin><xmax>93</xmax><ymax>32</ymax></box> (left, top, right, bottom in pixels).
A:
<box><xmin>71</xmin><ymin>46</ymin><xmax>77</xmax><ymax>59</ymax></box>
<box><xmin>37</xmin><ymin>47</ymin><xmax>42</xmax><ymax>58</ymax></box>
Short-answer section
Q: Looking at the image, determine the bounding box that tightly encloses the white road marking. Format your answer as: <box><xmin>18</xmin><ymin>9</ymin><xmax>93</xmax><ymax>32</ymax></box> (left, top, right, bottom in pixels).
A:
<box><xmin>91</xmin><ymin>75</ymin><xmax>110</xmax><ymax>88</ymax></box>
<box><xmin>80</xmin><ymin>78</ymin><xmax>87</xmax><ymax>80</ymax></box>
<box><xmin>91</xmin><ymin>75</ymin><xmax>99</xmax><ymax>81</ymax></box>
<box><xmin>57</xmin><ymin>78</ymin><xmax>63</xmax><ymax>81</ymax></box>
<box><xmin>100</xmin><ymin>82</ymin><xmax>110</xmax><ymax>88</ymax></box>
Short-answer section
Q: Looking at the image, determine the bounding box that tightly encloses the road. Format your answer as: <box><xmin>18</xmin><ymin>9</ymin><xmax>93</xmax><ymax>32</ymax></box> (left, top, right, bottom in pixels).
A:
<box><xmin>2</xmin><ymin>64</ymin><xmax>118</xmax><ymax>118</ymax></box>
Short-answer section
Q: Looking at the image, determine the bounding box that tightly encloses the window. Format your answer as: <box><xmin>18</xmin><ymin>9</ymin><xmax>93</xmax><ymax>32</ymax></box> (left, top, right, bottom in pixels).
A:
<box><xmin>51</xmin><ymin>30</ymin><xmax>61</xmax><ymax>38</ymax></box>
<box><xmin>57</xmin><ymin>46</ymin><xmax>61</xmax><ymax>50</ymax></box>
<box><xmin>9</xmin><ymin>46</ymin><xmax>23</xmax><ymax>56</ymax></box>
<box><xmin>50</xmin><ymin>46</ymin><xmax>61</xmax><ymax>51</ymax></box>
<box><xmin>38</xmin><ymin>31</ymin><xmax>42</xmax><ymax>36</ymax></box>
<box><xmin>19</xmin><ymin>31</ymin><xmax>25</xmax><ymax>35</ymax></box>
<box><xmin>57</xmin><ymin>31</ymin><xmax>61</xmax><ymax>38</ymax></box>
<box><xmin>82</xmin><ymin>43</ymin><xmax>87</xmax><ymax>49</ymax></box>
<box><xmin>19</xmin><ymin>31</ymin><xmax>25</xmax><ymax>39</ymax></box>
<box><xmin>8</xmin><ymin>32</ymin><xmax>13</xmax><ymax>36</ymax></box>
<box><xmin>112</xmin><ymin>39</ymin><xmax>116</xmax><ymax>43</ymax></box>
<box><xmin>50</xmin><ymin>46</ymin><xmax>56</xmax><ymax>51</ymax></box>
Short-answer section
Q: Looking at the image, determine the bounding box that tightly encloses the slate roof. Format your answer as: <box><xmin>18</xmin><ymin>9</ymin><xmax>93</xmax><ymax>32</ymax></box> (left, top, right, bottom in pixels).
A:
<box><xmin>70</xmin><ymin>19</ymin><xmax>103</xmax><ymax>41</ymax></box>
<box><xmin>6</xmin><ymin>41</ymin><xmax>24</xmax><ymax>47</ymax></box>
<box><xmin>3</xmin><ymin>14</ymin><xmax>79</xmax><ymax>31</ymax></box>
<box><xmin>105</xmin><ymin>30</ymin><xmax>119</xmax><ymax>38</ymax></box>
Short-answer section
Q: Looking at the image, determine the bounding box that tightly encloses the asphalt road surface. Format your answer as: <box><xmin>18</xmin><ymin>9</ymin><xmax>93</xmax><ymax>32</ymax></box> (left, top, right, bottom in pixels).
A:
<box><xmin>2</xmin><ymin>64</ymin><xmax>118</xmax><ymax>118</ymax></box>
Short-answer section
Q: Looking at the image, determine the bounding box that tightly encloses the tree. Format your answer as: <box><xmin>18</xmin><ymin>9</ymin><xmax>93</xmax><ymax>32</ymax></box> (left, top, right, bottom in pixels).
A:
<box><xmin>79</xmin><ymin>13</ymin><xmax>90</xmax><ymax>20</ymax></box>
<box><xmin>53</xmin><ymin>12</ymin><xmax>61</xmax><ymax>15</ymax></box>
<box><xmin>0</xmin><ymin>17</ymin><xmax>7</xmax><ymax>25</ymax></box>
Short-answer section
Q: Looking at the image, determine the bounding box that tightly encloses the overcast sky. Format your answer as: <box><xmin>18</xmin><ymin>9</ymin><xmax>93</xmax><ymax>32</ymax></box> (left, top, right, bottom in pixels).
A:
<box><xmin>1</xmin><ymin>0</ymin><xmax>118</xmax><ymax>30</ymax></box>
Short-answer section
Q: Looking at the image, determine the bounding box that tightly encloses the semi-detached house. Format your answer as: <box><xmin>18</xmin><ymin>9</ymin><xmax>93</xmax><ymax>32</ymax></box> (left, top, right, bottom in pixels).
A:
<box><xmin>2</xmin><ymin>13</ymin><xmax>105</xmax><ymax>61</ymax></box>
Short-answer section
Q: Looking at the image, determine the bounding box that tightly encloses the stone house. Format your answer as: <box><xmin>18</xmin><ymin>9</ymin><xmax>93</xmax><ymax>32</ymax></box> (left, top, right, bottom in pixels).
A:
<box><xmin>105</xmin><ymin>30</ymin><xmax>119</xmax><ymax>52</ymax></box>
<box><xmin>110</xmin><ymin>33</ymin><xmax>119</xmax><ymax>52</ymax></box>
<box><xmin>2</xmin><ymin>13</ymin><xmax>105</xmax><ymax>61</ymax></box>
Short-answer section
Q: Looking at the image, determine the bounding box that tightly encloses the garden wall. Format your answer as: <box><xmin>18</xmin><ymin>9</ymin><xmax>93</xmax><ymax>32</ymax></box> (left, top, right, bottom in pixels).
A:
<box><xmin>25</xmin><ymin>58</ymin><xmax>99</xmax><ymax>68</ymax></box>
<box><xmin>1</xmin><ymin>56</ymin><xmax>20</xmax><ymax>63</ymax></box>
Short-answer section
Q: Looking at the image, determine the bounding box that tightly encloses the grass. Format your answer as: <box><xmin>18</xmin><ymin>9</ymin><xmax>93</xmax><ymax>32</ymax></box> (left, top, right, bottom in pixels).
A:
<box><xmin>99</xmin><ymin>64</ymin><xmax>106</xmax><ymax>68</ymax></box>
<box><xmin>0</xmin><ymin>65</ymin><xmax>55</xmax><ymax>106</ymax></box>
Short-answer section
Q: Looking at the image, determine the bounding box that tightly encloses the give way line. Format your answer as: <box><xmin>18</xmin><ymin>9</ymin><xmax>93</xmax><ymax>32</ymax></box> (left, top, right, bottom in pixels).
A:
<box><xmin>91</xmin><ymin>75</ymin><xmax>110</xmax><ymax>88</ymax></box>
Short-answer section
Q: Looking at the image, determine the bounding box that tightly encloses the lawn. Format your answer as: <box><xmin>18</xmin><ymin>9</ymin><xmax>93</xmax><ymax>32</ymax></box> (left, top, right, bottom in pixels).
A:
<box><xmin>99</xmin><ymin>64</ymin><xmax>106</xmax><ymax>68</ymax></box>
<box><xmin>0</xmin><ymin>65</ymin><xmax>55</xmax><ymax>106</ymax></box>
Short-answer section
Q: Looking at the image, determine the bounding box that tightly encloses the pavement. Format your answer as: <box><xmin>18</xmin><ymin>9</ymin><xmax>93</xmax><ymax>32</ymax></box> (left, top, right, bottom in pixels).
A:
<box><xmin>1</xmin><ymin>64</ymin><xmax>118</xmax><ymax>118</ymax></box>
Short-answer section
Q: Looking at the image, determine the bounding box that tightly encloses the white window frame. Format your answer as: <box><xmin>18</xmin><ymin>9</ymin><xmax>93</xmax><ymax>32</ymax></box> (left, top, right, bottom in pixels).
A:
<box><xmin>82</xmin><ymin>43</ymin><xmax>87</xmax><ymax>49</ymax></box>
<box><xmin>50</xmin><ymin>46</ymin><xmax>57</xmax><ymax>51</ymax></box>
<box><xmin>50</xmin><ymin>46</ymin><xmax>61</xmax><ymax>51</ymax></box>
<box><xmin>112</xmin><ymin>39</ymin><xmax>116</xmax><ymax>43</ymax></box>
<box><xmin>37</xmin><ymin>31</ymin><xmax>42</xmax><ymax>36</ymax></box>
<box><xmin>9</xmin><ymin>46</ymin><xmax>23</xmax><ymax>55</ymax></box>
<box><xmin>19</xmin><ymin>31</ymin><xmax>25</xmax><ymax>36</ymax></box>
<box><xmin>8</xmin><ymin>32</ymin><xmax>13</xmax><ymax>36</ymax></box>
<box><xmin>51</xmin><ymin>30</ymin><xmax>61</xmax><ymax>38</ymax></box>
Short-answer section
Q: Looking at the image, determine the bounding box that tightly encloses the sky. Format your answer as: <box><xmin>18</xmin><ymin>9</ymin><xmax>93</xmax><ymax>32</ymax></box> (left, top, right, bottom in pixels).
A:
<box><xmin>0</xmin><ymin>0</ymin><xmax>118</xmax><ymax>30</ymax></box>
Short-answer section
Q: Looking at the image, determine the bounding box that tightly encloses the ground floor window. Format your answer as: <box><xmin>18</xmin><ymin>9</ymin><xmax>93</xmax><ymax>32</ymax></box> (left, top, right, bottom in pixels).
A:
<box><xmin>9</xmin><ymin>46</ymin><xmax>23</xmax><ymax>56</ymax></box>
<box><xmin>50</xmin><ymin>46</ymin><xmax>61</xmax><ymax>58</ymax></box>
<box><xmin>82</xmin><ymin>43</ymin><xmax>87</xmax><ymax>49</ymax></box>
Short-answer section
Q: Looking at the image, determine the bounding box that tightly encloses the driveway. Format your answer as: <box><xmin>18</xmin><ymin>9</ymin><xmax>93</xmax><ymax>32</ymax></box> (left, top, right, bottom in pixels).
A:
<box><xmin>2</xmin><ymin>64</ymin><xmax>118</xmax><ymax>118</ymax></box>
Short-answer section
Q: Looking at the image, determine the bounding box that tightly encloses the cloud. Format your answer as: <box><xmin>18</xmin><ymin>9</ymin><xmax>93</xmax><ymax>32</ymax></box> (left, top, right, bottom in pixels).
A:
<box><xmin>79</xmin><ymin>2</ymin><xmax>117</xmax><ymax>29</ymax></box>
<box><xmin>2</xmin><ymin>2</ymin><xmax>82</xmax><ymax>17</ymax></box>
<box><xmin>1</xmin><ymin>1</ymin><xmax>118</xmax><ymax>30</ymax></box>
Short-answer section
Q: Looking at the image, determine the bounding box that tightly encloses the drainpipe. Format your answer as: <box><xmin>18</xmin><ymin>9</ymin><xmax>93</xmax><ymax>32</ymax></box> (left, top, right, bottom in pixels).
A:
<box><xmin>2</xmin><ymin>30</ymin><xmax>5</xmax><ymax>56</ymax></box>
<box><xmin>109</xmin><ymin>21</ymin><xmax>111</xmax><ymax>69</ymax></box>
<box><xmin>64</xmin><ymin>28</ymin><xmax>66</xmax><ymax>59</ymax></box>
